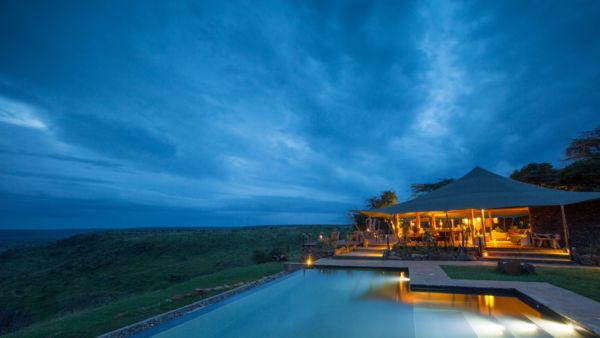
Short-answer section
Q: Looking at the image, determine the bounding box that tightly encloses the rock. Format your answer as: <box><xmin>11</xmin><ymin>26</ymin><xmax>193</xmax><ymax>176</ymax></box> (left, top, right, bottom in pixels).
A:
<box><xmin>522</xmin><ymin>263</ymin><xmax>535</xmax><ymax>274</ymax></box>
<box><xmin>496</xmin><ymin>261</ymin><xmax>506</xmax><ymax>273</ymax></box>
<box><xmin>457</xmin><ymin>252</ymin><xmax>471</xmax><ymax>261</ymax></box>
<box><xmin>426</xmin><ymin>253</ymin><xmax>441</xmax><ymax>260</ymax></box>
<box><xmin>497</xmin><ymin>260</ymin><xmax>523</xmax><ymax>275</ymax></box>
<box><xmin>576</xmin><ymin>254</ymin><xmax>597</xmax><ymax>266</ymax></box>
<box><xmin>440</xmin><ymin>253</ymin><xmax>456</xmax><ymax>260</ymax></box>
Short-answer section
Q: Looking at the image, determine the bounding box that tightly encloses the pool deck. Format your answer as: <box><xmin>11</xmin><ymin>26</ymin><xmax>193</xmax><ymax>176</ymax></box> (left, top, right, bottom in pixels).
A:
<box><xmin>314</xmin><ymin>258</ymin><xmax>600</xmax><ymax>336</ymax></box>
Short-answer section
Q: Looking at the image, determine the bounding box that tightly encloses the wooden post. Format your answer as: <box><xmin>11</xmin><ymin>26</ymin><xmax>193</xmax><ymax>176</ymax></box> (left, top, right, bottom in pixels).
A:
<box><xmin>416</xmin><ymin>212</ymin><xmax>421</xmax><ymax>230</ymax></box>
<box><xmin>470</xmin><ymin>209</ymin><xmax>476</xmax><ymax>246</ymax></box>
<box><xmin>480</xmin><ymin>209</ymin><xmax>487</xmax><ymax>247</ymax></box>
<box><xmin>560</xmin><ymin>205</ymin><xmax>572</xmax><ymax>257</ymax></box>
<box><xmin>446</xmin><ymin>211</ymin><xmax>455</xmax><ymax>248</ymax></box>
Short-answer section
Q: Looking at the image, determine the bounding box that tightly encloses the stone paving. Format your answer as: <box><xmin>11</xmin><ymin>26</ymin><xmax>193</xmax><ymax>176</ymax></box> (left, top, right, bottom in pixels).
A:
<box><xmin>315</xmin><ymin>258</ymin><xmax>600</xmax><ymax>336</ymax></box>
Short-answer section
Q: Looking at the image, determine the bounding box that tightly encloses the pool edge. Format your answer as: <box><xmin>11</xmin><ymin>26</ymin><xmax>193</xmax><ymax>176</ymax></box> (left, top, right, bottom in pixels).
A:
<box><xmin>96</xmin><ymin>269</ymin><xmax>294</xmax><ymax>338</ymax></box>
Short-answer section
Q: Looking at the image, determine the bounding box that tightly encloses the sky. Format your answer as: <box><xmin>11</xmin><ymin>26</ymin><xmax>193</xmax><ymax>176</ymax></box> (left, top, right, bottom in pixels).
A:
<box><xmin>0</xmin><ymin>1</ymin><xmax>599</xmax><ymax>228</ymax></box>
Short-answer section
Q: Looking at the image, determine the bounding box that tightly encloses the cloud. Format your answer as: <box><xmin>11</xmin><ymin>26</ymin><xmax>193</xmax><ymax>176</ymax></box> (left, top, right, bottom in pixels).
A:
<box><xmin>0</xmin><ymin>95</ymin><xmax>47</xmax><ymax>130</ymax></box>
<box><xmin>0</xmin><ymin>0</ymin><xmax>598</xmax><ymax>228</ymax></box>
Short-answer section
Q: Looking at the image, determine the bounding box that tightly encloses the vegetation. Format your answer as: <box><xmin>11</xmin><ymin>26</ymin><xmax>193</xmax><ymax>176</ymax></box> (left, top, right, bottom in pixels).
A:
<box><xmin>0</xmin><ymin>226</ymin><xmax>339</xmax><ymax>337</ymax></box>
<box><xmin>410</xmin><ymin>178</ymin><xmax>454</xmax><ymax>198</ymax></box>
<box><xmin>366</xmin><ymin>190</ymin><xmax>398</xmax><ymax>209</ymax></box>
<box><xmin>511</xmin><ymin>125</ymin><xmax>600</xmax><ymax>191</ymax></box>
<box><xmin>441</xmin><ymin>265</ymin><xmax>600</xmax><ymax>302</ymax></box>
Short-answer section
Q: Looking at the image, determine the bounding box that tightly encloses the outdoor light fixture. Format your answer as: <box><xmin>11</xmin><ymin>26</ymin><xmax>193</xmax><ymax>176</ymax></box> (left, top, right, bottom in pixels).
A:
<box><xmin>305</xmin><ymin>256</ymin><xmax>313</xmax><ymax>267</ymax></box>
<box><xmin>493</xmin><ymin>217</ymin><xmax>499</xmax><ymax>224</ymax></box>
<box><xmin>482</xmin><ymin>251</ymin><xmax>489</xmax><ymax>257</ymax></box>
<box><xmin>463</xmin><ymin>218</ymin><xmax>470</xmax><ymax>224</ymax></box>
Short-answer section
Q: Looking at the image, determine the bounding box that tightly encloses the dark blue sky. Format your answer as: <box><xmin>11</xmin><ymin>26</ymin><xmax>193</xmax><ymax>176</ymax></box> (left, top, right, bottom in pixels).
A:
<box><xmin>1</xmin><ymin>1</ymin><xmax>599</xmax><ymax>228</ymax></box>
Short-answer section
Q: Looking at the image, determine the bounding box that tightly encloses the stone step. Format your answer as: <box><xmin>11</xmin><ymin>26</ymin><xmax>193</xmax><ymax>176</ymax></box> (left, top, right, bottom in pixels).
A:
<box><xmin>484</xmin><ymin>251</ymin><xmax>569</xmax><ymax>259</ymax></box>
<box><xmin>353</xmin><ymin>247</ymin><xmax>388</xmax><ymax>252</ymax></box>
<box><xmin>333</xmin><ymin>251</ymin><xmax>384</xmax><ymax>260</ymax></box>
<box><xmin>482</xmin><ymin>255</ymin><xmax>573</xmax><ymax>265</ymax></box>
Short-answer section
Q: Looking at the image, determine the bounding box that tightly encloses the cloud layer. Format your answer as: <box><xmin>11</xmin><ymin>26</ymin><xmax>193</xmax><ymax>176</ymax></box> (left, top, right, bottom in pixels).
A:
<box><xmin>0</xmin><ymin>0</ymin><xmax>599</xmax><ymax>228</ymax></box>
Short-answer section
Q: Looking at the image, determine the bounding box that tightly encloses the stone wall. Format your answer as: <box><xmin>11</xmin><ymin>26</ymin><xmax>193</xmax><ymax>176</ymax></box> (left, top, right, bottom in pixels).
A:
<box><xmin>529</xmin><ymin>206</ymin><xmax>563</xmax><ymax>236</ymax></box>
<box><xmin>530</xmin><ymin>200</ymin><xmax>600</xmax><ymax>254</ymax></box>
<box><xmin>565</xmin><ymin>199</ymin><xmax>600</xmax><ymax>254</ymax></box>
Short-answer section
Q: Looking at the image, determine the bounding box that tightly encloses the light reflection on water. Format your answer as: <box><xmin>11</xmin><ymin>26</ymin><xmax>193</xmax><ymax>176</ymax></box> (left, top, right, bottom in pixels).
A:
<box><xmin>140</xmin><ymin>269</ymin><xmax>589</xmax><ymax>338</ymax></box>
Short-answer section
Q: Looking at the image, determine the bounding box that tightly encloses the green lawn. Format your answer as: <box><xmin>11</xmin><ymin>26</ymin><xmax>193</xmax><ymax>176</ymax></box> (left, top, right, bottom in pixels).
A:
<box><xmin>441</xmin><ymin>265</ymin><xmax>600</xmax><ymax>302</ymax></box>
<box><xmin>0</xmin><ymin>226</ymin><xmax>342</xmax><ymax>337</ymax></box>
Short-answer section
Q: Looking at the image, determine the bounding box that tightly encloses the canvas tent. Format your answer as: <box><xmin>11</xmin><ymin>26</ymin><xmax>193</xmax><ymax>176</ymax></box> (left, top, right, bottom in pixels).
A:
<box><xmin>366</xmin><ymin>167</ymin><xmax>600</xmax><ymax>216</ymax></box>
<box><xmin>354</xmin><ymin>167</ymin><xmax>600</xmax><ymax>253</ymax></box>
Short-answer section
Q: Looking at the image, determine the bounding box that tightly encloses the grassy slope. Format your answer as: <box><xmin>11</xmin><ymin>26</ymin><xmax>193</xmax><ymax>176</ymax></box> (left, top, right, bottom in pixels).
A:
<box><xmin>5</xmin><ymin>263</ymin><xmax>282</xmax><ymax>338</ymax></box>
<box><xmin>0</xmin><ymin>226</ymin><xmax>340</xmax><ymax>337</ymax></box>
<box><xmin>441</xmin><ymin>265</ymin><xmax>600</xmax><ymax>302</ymax></box>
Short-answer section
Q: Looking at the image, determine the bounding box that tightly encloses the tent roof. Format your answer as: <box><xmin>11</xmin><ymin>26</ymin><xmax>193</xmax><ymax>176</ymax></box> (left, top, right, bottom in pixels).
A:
<box><xmin>370</xmin><ymin>167</ymin><xmax>600</xmax><ymax>215</ymax></box>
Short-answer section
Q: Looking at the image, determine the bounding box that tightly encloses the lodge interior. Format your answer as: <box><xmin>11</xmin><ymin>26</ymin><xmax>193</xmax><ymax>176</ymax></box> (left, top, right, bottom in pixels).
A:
<box><xmin>359</xmin><ymin>207</ymin><xmax>566</xmax><ymax>251</ymax></box>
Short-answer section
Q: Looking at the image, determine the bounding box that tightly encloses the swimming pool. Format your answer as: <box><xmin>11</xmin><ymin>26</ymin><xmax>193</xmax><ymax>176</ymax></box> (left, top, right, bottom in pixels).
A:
<box><xmin>136</xmin><ymin>268</ymin><xmax>592</xmax><ymax>338</ymax></box>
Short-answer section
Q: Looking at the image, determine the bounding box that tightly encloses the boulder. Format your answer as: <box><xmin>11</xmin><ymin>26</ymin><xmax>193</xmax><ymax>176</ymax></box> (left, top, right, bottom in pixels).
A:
<box><xmin>411</xmin><ymin>253</ymin><xmax>425</xmax><ymax>260</ymax></box>
<box><xmin>576</xmin><ymin>254</ymin><xmax>597</xmax><ymax>266</ymax></box>
<box><xmin>522</xmin><ymin>263</ymin><xmax>535</xmax><ymax>274</ymax></box>
<box><xmin>497</xmin><ymin>260</ymin><xmax>529</xmax><ymax>275</ymax></box>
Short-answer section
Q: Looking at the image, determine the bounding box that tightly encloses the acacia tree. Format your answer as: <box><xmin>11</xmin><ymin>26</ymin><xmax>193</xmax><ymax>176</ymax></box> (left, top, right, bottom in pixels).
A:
<box><xmin>410</xmin><ymin>179</ymin><xmax>454</xmax><ymax>198</ymax></box>
<box><xmin>565</xmin><ymin>126</ymin><xmax>600</xmax><ymax>161</ymax></box>
<box><xmin>367</xmin><ymin>190</ymin><xmax>398</xmax><ymax>209</ymax></box>
<box><xmin>510</xmin><ymin>163</ymin><xmax>559</xmax><ymax>188</ymax></box>
<box><xmin>510</xmin><ymin>126</ymin><xmax>600</xmax><ymax>192</ymax></box>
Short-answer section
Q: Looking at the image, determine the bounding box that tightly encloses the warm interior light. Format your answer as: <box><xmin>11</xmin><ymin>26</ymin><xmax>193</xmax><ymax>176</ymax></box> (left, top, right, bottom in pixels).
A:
<box><xmin>493</xmin><ymin>217</ymin><xmax>499</xmax><ymax>224</ymax></box>
<box><xmin>482</xmin><ymin>251</ymin><xmax>489</xmax><ymax>257</ymax></box>
<box><xmin>463</xmin><ymin>218</ymin><xmax>470</xmax><ymax>224</ymax></box>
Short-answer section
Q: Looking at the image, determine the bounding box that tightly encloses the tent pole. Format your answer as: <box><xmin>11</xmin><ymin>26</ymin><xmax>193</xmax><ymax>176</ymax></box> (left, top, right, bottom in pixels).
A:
<box><xmin>560</xmin><ymin>205</ymin><xmax>572</xmax><ymax>258</ymax></box>
<box><xmin>470</xmin><ymin>209</ymin><xmax>475</xmax><ymax>247</ymax></box>
<box><xmin>446</xmin><ymin>211</ymin><xmax>455</xmax><ymax>248</ymax></box>
<box><xmin>480</xmin><ymin>209</ymin><xmax>487</xmax><ymax>248</ymax></box>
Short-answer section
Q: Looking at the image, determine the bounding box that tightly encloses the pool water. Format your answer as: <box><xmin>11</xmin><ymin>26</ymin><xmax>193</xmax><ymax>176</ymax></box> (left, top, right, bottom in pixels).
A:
<box><xmin>138</xmin><ymin>269</ymin><xmax>590</xmax><ymax>338</ymax></box>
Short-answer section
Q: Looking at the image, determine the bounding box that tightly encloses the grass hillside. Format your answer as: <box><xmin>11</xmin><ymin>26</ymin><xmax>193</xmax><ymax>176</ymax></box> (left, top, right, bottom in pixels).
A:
<box><xmin>0</xmin><ymin>225</ymin><xmax>342</xmax><ymax>337</ymax></box>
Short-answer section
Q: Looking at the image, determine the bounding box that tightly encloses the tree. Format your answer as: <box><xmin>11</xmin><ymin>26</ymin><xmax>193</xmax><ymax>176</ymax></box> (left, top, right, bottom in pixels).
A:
<box><xmin>565</xmin><ymin>125</ymin><xmax>600</xmax><ymax>161</ymax></box>
<box><xmin>367</xmin><ymin>190</ymin><xmax>398</xmax><ymax>209</ymax></box>
<box><xmin>511</xmin><ymin>126</ymin><xmax>600</xmax><ymax>192</ymax></box>
<box><xmin>510</xmin><ymin>163</ymin><xmax>559</xmax><ymax>188</ymax></box>
<box><xmin>410</xmin><ymin>179</ymin><xmax>454</xmax><ymax>198</ymax></box>
<box><xmin>559</xmin><ymin>158</ymin><xmax>600</xmax><ymax>192</ymax></box>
